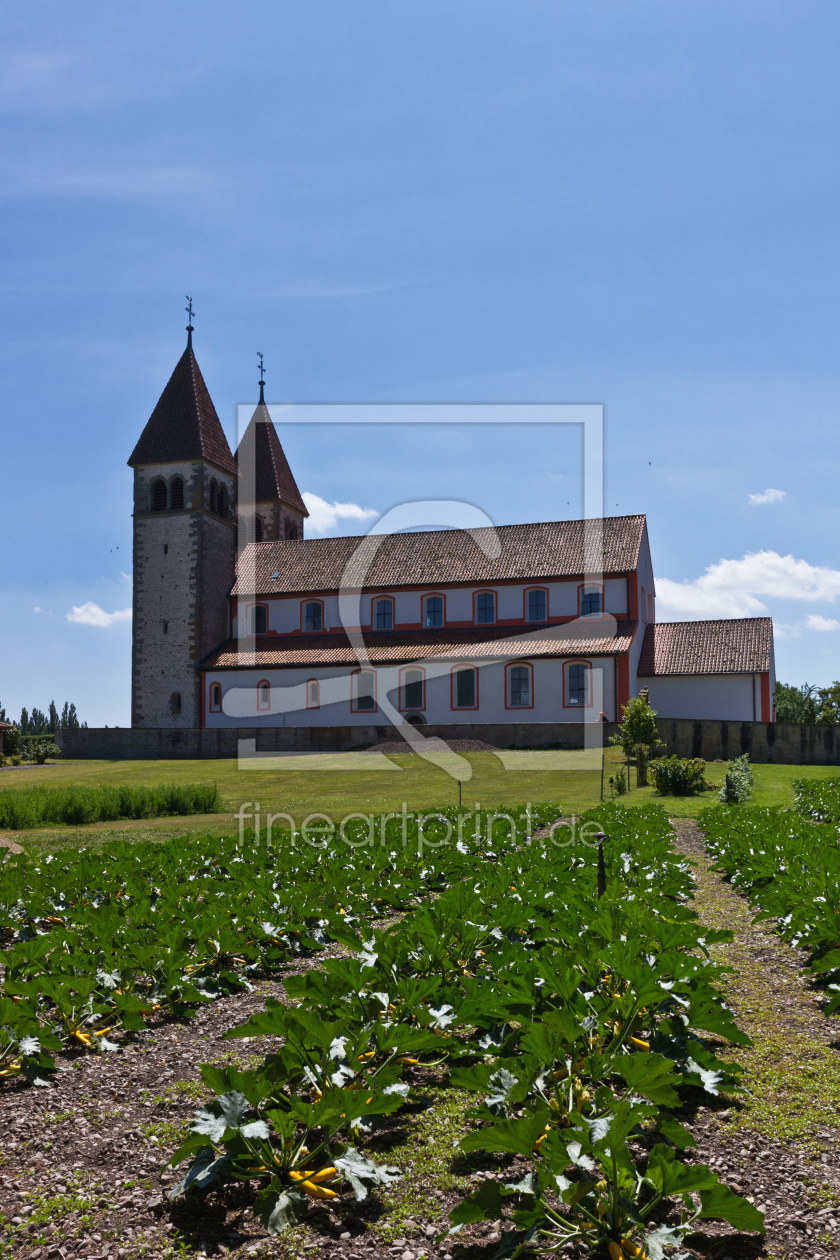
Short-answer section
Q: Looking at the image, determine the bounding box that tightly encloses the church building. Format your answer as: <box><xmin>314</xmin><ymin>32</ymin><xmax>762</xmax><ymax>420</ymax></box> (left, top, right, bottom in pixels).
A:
<box><xmin>128</xmin><ymin>329</ymin><xmax>776</xmax><ymax>732</ymax></box>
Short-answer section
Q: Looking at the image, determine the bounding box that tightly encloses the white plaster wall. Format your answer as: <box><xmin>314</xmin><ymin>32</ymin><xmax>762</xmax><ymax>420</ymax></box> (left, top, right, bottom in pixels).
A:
<box><xmin>206</xmin><ymin>655</ymin><xmax>616</xmax><ymax>727</ymax></box>
<box><xmin>604</xmin><ymin>578</ymin><xmax>628</xmax><ymax>617</ymax></box>
<box><xmin>643</xmin><ymin>674</ymin><xmax>756</xmax><ymax>721</ymax></box>
<box><xmin>550</xmin><ymin>581</ymin><xmax>578</xmax><ymax>617</ymax></box>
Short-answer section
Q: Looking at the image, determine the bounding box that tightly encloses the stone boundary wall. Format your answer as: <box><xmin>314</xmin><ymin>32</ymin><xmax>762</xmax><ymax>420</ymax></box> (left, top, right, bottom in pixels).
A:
<box><xmin>55</xmin><ymin>719</ymin><xmax>840</xmax><ymax>764</ymax></box>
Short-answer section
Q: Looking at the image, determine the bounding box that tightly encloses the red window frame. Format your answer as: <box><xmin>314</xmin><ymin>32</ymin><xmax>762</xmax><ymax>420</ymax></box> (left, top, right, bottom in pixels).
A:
<box><xmin>523</xmin><ymin>585</ymin><xmax>549</xmax><ymax>622</ymax></box>
<box><xmin>257</xmin><ymin>679</ymin><xmax>271</xmax><ymax>711</ymax></box>
<box><xmin>473</xmin><ymin>589</ymin><xmax>497</xmax><ymax>625</ymax></box>
<box><xmin>563</xmin><ymin>658</ymin><xmax>593</xmax><ymax>709</ymax></box>
<box><xmin>577</xmin><ymin>583</ymin><xmax>605</xmax><ymax>618</ymax></box>
<box><xmin>351</xmin><ymin>668</ymin><xmax>378</xmax><ymax>714</ymax></box>
<box><xmin>301</xmin><ymin>598</ymin><xmax>325</xmax><ymax>633</ymax></box>
<box><xmin>372</xmin><ymin>595</ymin><xmax>395</xmax><ymax>631</ymax></box>
<box><xmin>422</xmin><ymin>592</ymin><xmax>446</xmax><ymax>629</ymax></box>
<box><xmin>505</xmin><ymin>660</ymin><xmax>534</xmax><ymax>710</ymax></box>
<box><xmin>450</xmin><ymin>664</ymin><xmax>479</xmax><ymax>711</ymax></box>
<box><xmin>247</xmin><ymin>602</ymin><xmax>269</xmax><ymax>635</ymax></box>
<box><xmin>209</xmin><ymin>682</ymin><xmax>222</xmax><ymax>713</ymax></box>
<box><xmin>399</xmin><ymin>666</ymin><xmax>426</xmax><ymax>712</ymax></box>
<box><xmin>306</xmin><ymin>677</ymin><xmax>320</xmax><ymax>709</ymax></box>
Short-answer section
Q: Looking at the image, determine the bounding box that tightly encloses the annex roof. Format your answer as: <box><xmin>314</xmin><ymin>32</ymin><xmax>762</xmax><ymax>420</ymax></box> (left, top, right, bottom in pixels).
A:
<box><xmin>637</xmin><ymin>618</ymin><xmax>773</xmax><ymax>676</ymax></box>
<box><xmin>201</xmin><ymin>620</ymin><xmax>638</xmax><ymax>670</ymax></box>
<box><xmin>127</xmin><ymin>334</ymin><xmax>237</xmax><ymax>475</ymax></box>
<box><xmin>232</xmin><ymin>515</ymin><xmax>647</xmax><ymax>596</ymax></box>
<box><xmin>235</xmin><ymin>401</ymin><xmax>308</xmax><ymax>515</ymax></box>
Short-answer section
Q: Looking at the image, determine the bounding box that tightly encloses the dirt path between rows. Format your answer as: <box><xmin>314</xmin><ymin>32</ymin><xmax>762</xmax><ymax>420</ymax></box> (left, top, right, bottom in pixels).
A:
<box><xmin>670</xmin><ymin>817</ymin><xmax>840</xmax><ymax>1260</ymax></box>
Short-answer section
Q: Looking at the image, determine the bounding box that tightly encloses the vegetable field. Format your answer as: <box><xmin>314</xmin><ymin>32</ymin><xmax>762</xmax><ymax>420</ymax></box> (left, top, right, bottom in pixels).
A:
<box><xmin>0</xmin><ymin>802</ymin><xmax>768</xmax><ymax>1259</ymax></box>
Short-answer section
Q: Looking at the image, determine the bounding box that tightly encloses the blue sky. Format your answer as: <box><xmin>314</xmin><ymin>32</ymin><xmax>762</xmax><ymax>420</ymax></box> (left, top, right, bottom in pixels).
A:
<box><xmin>1</xmin><ymin>1</ymin><xmax>839</xmax><ymax>725</ymax></box>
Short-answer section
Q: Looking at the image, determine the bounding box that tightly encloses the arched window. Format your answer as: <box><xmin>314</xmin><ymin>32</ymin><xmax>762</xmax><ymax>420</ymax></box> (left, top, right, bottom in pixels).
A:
<box><xmin>506</xmin><ymin>662</ymin><xmax>533</xmax><ymax>708</ymax></box>
<box><xmin>580</xmin><ymin>586</ymin><xmax>602</xmax><ymax>617</ymax></box>
<box><xmin>170</xmin><ymin>691</ymin><xmax>182</xmax><ymax>715</ymax></box>
<box><xmin>401</xmin><ymin>667</ymin><xmax>425</xmax><ymax>711</ymax></box>
<box><xmin>248</xmin><ymin>604</ymin><xmax>268</xmax><ymax>635</ymax></box>
<box><xmin>452</xmin><ymin>666</ymin><xmax>478</xmax><ymax>709</ymax></box>
<box><xmin>257</xmin><ymin>680</ymin><xmax>271</xmax><ymax>711</ymax></box>
<box><xmin>151</xmin><ymin>479</ymin><xmax>167</xmax><ymax>511</ymax></box>
<box><xmin>303</xmin><ymin>600</ymin><xmax>323</xmax><ymax>632</ymax></box>
<box><xmin>475</xmin><ymin>591</ymin><xmax>496</xmax><ymax>624</ymax></box>
<box><xmin>407</xmin><ymin>713</ymin><xmax>426</xmax><ymax>726</ymax></box>
<box><xmin>526</xmin><ymin>588</ymin><xmax>547</xmax><ymax>622</ymax></box>
<box><xmin>209</xmin><ymin>482</ymin><xmax>217</xmax><ymax>513</ymax></box>
<box><xmin>565</xmin><ymin>660</ymin><xmax>591</xmax><ymax>708</ymax></box>
<box><xmin>170</xmin><ymin>477</ymin><xmax>184</xmax><ymax>510</ymax></box>
<box><xmin>374</xmin><ymin>598</ymin><xmax>394</xmax><ymax>630</ymax></box>
<box><xmin>209</xmin><ymin>683</ymin><xmax>222</xmax><ymax>713</ymax></box>
<box><xmin>285</xmin><ymin>518</ymin><xmax>299</xmax><ymax>540</ymax></box>
<box><xmin>351</xmin><ymin>669</ymin><xmax>376</xmax><ymax>712</ymax></box>
<box><xmin>306</xmin><ymin>678</ymin><xmax>320</xmax><ymax>709</ymax></box>
<box><xmin>217</xmin><ymin>485</ymin><xmax>227</xmax><ymax>516</ymax></box>
<box><xmin>254</xmin><ymin>515</ymin><xmax>263</xmax><ymax>542</ymax></box>
<box><xmin>424</xmin><ymin>595</ymin><xmax>444</xmax><ymax>628</ymax></box>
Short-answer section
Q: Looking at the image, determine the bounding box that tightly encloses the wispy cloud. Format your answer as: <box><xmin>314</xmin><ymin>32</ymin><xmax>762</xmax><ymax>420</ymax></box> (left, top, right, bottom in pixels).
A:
<box><xmin>657</xmin><ymin>551</ymin><xmax>840</xmax><ymax>619</ymax></box>
<box><xmin>302</xmin><ymin>493</ymin><xmax>379</xmax><ymax>536</ymax></box>
<box><xmin>66</xmin><ymin>602</ymin><xmax>132</xmax><ymax>628</ymax></box>
<box><xmin>806</xmin><ymin>614</ymin><xmax>840</xmax><ymax>632</ymax></box>
<box><xmin>748</xmin><ymin>488</ymin><xmax>786</xmax><ymax>506</ymax></box>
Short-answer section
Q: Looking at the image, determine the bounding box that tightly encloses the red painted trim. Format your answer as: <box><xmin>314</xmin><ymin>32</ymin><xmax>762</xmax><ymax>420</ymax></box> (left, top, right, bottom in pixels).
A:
<box><xmin>473</xmin><ymin>589</ymin><xmax>497</xmax><ymax>625</ymax></box>
<box><xmin>450</xmin><ymin>664</ymin><xmax>480</xmax><ymax>711</ymax></box>
<box><xmin>351</xmin><ymin>667</ymin><xmax>378</xmax><ymax>714</ymax></box>
<box><xmin>245</xmin><ymin>602</ymin><xmax>269</xmax><ymax>635</ymax></box>
<box><xmin>306</xmin><ymin>677</ymin><xmax>320</xmax><ymax>710</ymax></box>
<box><xmin>504</xmin><ymin>660</ymin><xmax>534</xmax><ymax>710</ymax></box>
<box><xmin>398</xmin><ymin>665</ymin><xmax>426</xmax><ymax>712</ymax></box>
<box><xmin>760</xmin><ymin>672</ymin><xmax>771</xmax><ymax>722</ymax></box>
<box><xmin>523</xmin><ymin>585</ymin><xmax>549</xmax><ymax>622</ymax></box>
<box><xmin>628</xmin><ymin>579</ymin><xmax>638</xmax><ymax>623</ymax></box>
<box><xmin>640</xmin><ymin>585</ymin><xmax>646</xmax><ymax>624</ymax></box>
<box><xmin>577</xmin><ymin>582</ymin><xmax>605</xmax><ymax>618</ymax></box>
<box><xmin>256</xmin><ymin>679</ymin><xmax>271</xmax><ymax>711</ymax></box>
<box><xmin>617</xmin><ymin>654</ymin><xmax>630</xmax><ymax>718</ymax></box>
<box><xmin>208</xmin><ymin>681</ymin><xmax>222</xmax><ymax>713</ymax></box>
<box><xmin>562</xmin><ymin>658</ymin><xmax>594</xmax><ymax>709</ymax></box>
<box><xmin>300</xmin><ymin>597</ymin><xmax>326</xmax><ymax>633</ymax></box>
<box><xmin>241</xmin><ymin>569</ymin><xmax>641</xmax><ymax>601</ymax></box>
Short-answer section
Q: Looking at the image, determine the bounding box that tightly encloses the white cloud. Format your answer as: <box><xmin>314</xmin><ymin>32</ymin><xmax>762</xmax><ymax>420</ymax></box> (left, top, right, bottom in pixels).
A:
<box><xmin>302</xmin><ymin>492</ymin><xmax>378</xmax><ymax>536</ymax></box>
<box><xmin>807</xmin><ymin>614</ymin><xmax>840</xmax><ymax>632</ymax></box>
<box><xmin>748</xmin><ymin>488</ymin><xmax>786</xmax><ymax>506</ymax></box>
<box><xmin>32</xmin><ymin>606</ymin><xmax>41</xmax><ymax>613</ymax></box>
<box><xmin>66</xmin><ymin>602</ymin><xmax>132</xmax><ymax>628</ymax></box>
<box><xmin>657</xmin><ymin>551</ymin><xmax>840</xmax><ymax>620</ymax></box>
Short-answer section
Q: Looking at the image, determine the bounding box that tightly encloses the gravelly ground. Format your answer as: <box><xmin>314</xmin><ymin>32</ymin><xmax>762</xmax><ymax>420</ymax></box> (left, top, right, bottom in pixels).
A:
<box><xmin>2</xmin><ymin>817</ymin><xmax>838</xmax><ymax>1260</ymax></box>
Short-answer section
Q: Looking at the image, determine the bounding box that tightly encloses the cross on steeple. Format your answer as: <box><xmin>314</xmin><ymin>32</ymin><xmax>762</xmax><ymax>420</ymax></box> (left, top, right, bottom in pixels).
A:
<box><xmin>185</xmin><ymin>296</ymin><xmax>195</xmax><ymax>349</ymax></box>
<box><xmin>185</xmin><ymin>295</ymin><xmax>195</xmax><ymax>326</ymax></box>
<box><xmin>258</xmin><ymin>351</ymin><xmax>266</xmax><ymax>404</ymax></box>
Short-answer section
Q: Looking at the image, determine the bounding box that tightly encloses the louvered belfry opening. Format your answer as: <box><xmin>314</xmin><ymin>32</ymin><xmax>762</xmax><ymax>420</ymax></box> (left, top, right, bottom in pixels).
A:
<box><xmin>151</xmin><ymin>479</ymin><xmax>167</xmax><ymax>511</ymax></box>
<box><xmin>170</xmin><ymin>477</ymin><xmax>184</xmax><ymax>510</ymax></box>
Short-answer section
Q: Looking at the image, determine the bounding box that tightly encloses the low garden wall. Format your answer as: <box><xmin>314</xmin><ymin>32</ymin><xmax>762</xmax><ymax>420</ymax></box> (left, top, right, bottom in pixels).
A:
<box><xmin>53</xmin><ymin>719</ymin><xmax>840</xmax><ymax>764</ymax></box>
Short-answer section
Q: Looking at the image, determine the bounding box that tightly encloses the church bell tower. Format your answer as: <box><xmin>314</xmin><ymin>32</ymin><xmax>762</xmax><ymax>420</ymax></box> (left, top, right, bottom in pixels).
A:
<box><xmin>127</xmin><ymin>318</ymin><xmax>237</xmax><ymax>728</ymax></box>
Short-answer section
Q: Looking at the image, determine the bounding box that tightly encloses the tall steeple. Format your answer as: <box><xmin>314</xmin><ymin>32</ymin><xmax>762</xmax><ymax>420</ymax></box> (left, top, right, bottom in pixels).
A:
<box><xmin>235</xmin><ymin>354</ymin><xmax>308</xmax><ymax>542</ymax></box>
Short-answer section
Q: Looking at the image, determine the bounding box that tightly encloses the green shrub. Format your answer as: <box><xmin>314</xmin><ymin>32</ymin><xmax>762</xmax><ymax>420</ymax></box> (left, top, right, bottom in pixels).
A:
<box><xmin>0</xmin><ymin>782</ymin><xmax>222</xmax><ymax>830</ymax></box>
<box><xmin>719</xmin><ymin>754</ymin><xmax>754</xmax><ymax>804</ymax></box>
<box><xmin>649</xmin><ymin>755</ymin><xmax>707</xmax><ymax>796</ymax></box>
<box><xmin>609</xmin><ymin>768</ymin><xmax>628</xmax><ymax>796</ymax></box>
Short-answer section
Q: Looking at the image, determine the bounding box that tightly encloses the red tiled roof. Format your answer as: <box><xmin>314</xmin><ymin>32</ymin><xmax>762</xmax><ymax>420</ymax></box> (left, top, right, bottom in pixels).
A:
<box><xmin>128</xmin><ymin>338</ymin><xmax>237</xmax><ymax>475</ymax></box>
<box><xmin>637</xmin><ymin>618</ymin><xmax>773</xmax><ymax>676</ymax></box>
<box><xmin>232</xmin><ymin>515</ymin><xmax>647</xmax><ymax>596</ymax></box>
<box><xmin>235</xmin><ymin>403</ymin><xmax>308</xmax><ymax>515</ymax></box>
<box><xmin>201</xmin><ymin>620</ymin><xmax>637</xmax><ymax>669</ymax></box>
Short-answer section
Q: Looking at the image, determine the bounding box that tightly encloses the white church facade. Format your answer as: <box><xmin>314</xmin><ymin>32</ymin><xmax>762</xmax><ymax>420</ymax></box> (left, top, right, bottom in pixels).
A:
<box><xmin>128</xmin><ymin>330</ymin><xmax>776</xmax><ymax>732</ymax></box>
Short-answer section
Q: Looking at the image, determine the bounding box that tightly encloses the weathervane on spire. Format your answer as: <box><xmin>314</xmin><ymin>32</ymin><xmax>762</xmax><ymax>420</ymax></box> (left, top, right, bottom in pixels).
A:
<box><xmin>257</xmin><ymin>351</ymin><xmax>266</xmax><ymax>404</ymax></box>
<box><xmin>185</xmin><ymin>295</ymin><xmax>195</xmax><ymax>349</ymax></box>
<box><xmin>185</xmin><ymin>295</ymin><xmax>195</xmax><ymax>327</ymax></box>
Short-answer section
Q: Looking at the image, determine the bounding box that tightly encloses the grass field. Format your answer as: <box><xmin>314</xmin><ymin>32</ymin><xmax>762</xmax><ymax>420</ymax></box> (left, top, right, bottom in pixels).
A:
<box><xmin>2</xmin><ymin>747</ymin><xmax>839</xmax><ymax>850</ymax></box>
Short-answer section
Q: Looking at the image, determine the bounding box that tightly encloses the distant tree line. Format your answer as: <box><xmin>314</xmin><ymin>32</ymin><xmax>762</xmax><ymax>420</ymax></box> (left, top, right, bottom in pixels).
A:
<box><xmin>0</xmin><ymin>700</ymin><xmax>87</xmax><ymax>736</ymax></box>
<box><xmin>775</xmin><ymin>682</ymin><xmax>840</xmax><ymax>725</ymax></box>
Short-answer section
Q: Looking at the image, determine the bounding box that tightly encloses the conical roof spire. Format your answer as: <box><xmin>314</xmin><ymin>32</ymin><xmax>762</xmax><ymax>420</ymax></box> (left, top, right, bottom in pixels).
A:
<box><xmin>128</xmin><ymin>323</ymin><xmax>237</xmax><ymax>474</ymax></box>
<box><xmin>236</xmin><ymin>360</ymin><xmax>308</xmax><ymax>517</ymax></box>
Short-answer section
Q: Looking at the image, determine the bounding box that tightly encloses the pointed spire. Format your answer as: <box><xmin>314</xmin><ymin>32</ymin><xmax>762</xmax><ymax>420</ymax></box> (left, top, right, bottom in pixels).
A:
<box><xmin>236</xmin><ymin>363</ymin><xmax>308</xmax><ymax>517</ymax></box>
<box><xmin>128</xmin><ymin>319</ymin><xmax>237</xmax><ymax>474</ymax></box>
<box><xmin>186</xmin><ymin>295</ymin><xmax>195</xmax><ymax>350</ymax></box>
<box><xmin>257</xmin><ymin>351</ymin><xmax>266</xmax><ymax>404</ymax></box>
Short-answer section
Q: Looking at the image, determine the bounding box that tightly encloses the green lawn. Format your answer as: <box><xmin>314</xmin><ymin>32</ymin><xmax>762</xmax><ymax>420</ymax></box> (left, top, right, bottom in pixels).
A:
<box><xmin>2</xmin><ymin>749</ymin><xmax>838</xmax><ymax>850</ymax></box>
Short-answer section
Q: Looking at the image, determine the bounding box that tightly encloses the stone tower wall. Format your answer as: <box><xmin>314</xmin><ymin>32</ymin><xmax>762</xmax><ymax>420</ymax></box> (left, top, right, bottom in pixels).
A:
<box><xmin>132</xmin><ymin>460</ymin><xmax>236</xmax><ymax>728</ymax></box>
